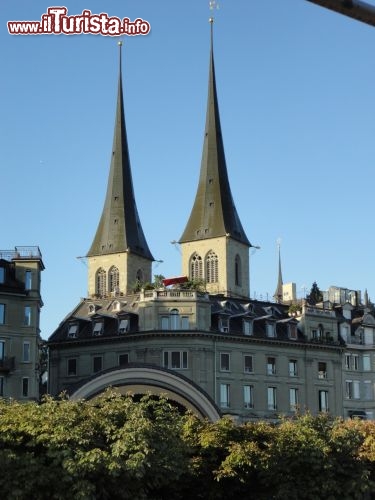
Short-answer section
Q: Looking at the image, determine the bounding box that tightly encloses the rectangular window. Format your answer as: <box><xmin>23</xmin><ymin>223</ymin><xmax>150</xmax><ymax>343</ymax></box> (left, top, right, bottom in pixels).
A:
<box><xmin>219</xmin><ymin>318</ymin><xmax>229</xmax><ymax>333</ymax></box>
<box><xmin>181</xmin><ymin>316</ymin><xmax>189</xmax><ymax>330</ymax></box>
<box><xmin>346</xmin><ymin>380</ymin><xmax>360</xmax><ymax>399</ymax></box>
<box><xmin>345</xmin><ymin>353</ymin><xmax>359</xmax><ymax>371</ymax></box>
<box><xmin>0</xmin><ymin>377</ymin><xmax>4</xmax><ymax>397</ymax></box>
<box><xmin>22</xmin><ymin>378</ymin><xmax>29</xmax><ymax>398</ymax></box>
<box><xmin>244</xmin><ymin>385</ymin><xmax>254</xmax><ymax>409</ymax></box>
<box><xmin>118</xmin><ymin>353</ymin><xmax>129</xmax><ymax>366</ymax></box>
<box><xmin>267</xmin><ymin>387</ymin><xmax>277</xmax><ymax>410</ymax></box>
<box><xmin>220</xmin><ymin>383</ymin><xmax>230</xmax><ymax>408</ymax></box>
<box><xmin>243</xmin><ymin>319</ymin><xmax>253</xmax><ymax>336</ymax></box>
<box><xmin>267</xmin><ymin>357</ymin><xmax>276</xmax><ymax>375</ymax></box>
<box><xmin>23</xmin><ymin>342</ymin><xmax>30</xmax><ymax>363</ymax></box>
<box><xmin>318</xmin><ymin>362</ymin><xmax>327</xmax><ymax>379</ymax></box>
<box><xmin>0</xmin><ymin>341</ymin><xmax>5</xmax><ymax>361</ymax></box>
<box><xmin>312</xmin><ymin>329</ymin><xmax>321</xmax><ymax>340</ymax></box>
<box><xmin>289</xmin><ymin>388</ymin><xmax>298</xmax><ymax>411</ymax></box>
<box><xmin>67</xmin><ymin>358</ymin><xmax>77</xmax><ymax>376</ymax></box>
<box><xmin>289</xmin><ymin>324</ymin><xmax>298</xmax><ymax>340</ymax></box>
<box><xmin>0</xmin><ymin>304</ymin><xmax>5</xmax><ymax>324</ymax></box>
<box><xmin>364</xmin><ymin>381</ymin><xmax>372</xmax><ymax>401</ymax></box>
<box><xmin>25</xmin><ymin>270</ymin><xmax>32</xmax><ymax>290</ymax></box>
<box><xmin>220</xmin><ymin>353</ymin><xmax>230</xmax><ymax>371</ymax></box>
<box><xmin>68</xmin><ymin>324</ymin><xmax>78</xmax><ymax>338</ymax></box>
<box><xmin>0</xmin><ymin>267</ymin><xmax>5</xmax><ymax>284</ymax></box>
<box><xmin>93</xmin><ymin>356</ymin><xmax>102</xmax><ymax>373</ymax></box>
<box><xmin>24</xmin><ymin>306</ymin><xmax>31</xmax><ymax>326</ymax></box>
<box><xmin>161</xmin><ymin>316</ymin><xmax>169</xmax><ymax>330</ymax></box>
<box><xmin>93</xmin><ymin>322</ymin><xmax>103</xmax><ymax>336</ymax></box>
<box><xmin>363</xmin><ymin>354</ymin><xmax>371</xmax><ymax>372</ymax></box>
<box><xmin>244</xmin><ymin>355</ymin><xmax>253</xmax><ymax>373</ymax></box>
<box><xmin>118</xmin><ymin>319</ymin><xmax>129</xmax><ymax>334</ymax></box>
<box><xmin>319</xmin><ymin>390</ymin><xmax>329</xmax><ymax>412</ymax></box>
<box><xmin>289</xmin><ymin>360</ymin><xmax>298</xmax><ymax>377</ymax></box>
<box><xmin>163</xmin><ymin>351</ymin><xmax>188</xmax><ymax>370</ymax></box>
<box><xmin>352</xmin><ymin>355</ymin><xmax>359</xmax><ymax>371</ymax></box>
<box><xmin>266</xmin><ymin>323</ymin><xmax>275</xmax><ymax>338</ymax></box>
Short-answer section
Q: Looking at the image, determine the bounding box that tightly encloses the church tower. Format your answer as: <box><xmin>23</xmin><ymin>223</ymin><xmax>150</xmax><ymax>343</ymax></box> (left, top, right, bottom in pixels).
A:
<box><xmin>86</xmin><ymin>43</ymin><xmax>154</xmax><ymax>297</ymax></box>
<box><xmin>179</xmin><ymin>20</ymin><xmax>251</xmax><ymax>298</ymax></box>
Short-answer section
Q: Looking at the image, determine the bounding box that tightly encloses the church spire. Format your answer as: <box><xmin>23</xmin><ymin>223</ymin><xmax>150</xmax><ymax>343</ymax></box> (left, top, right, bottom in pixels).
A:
<box><xmin>179</xmin><ymin>19</ymin><xmax>250</xmax><ymax>247</ymax></box>
<box><xmin>273</xmin><ymin>240</ymin><xmax>283</xmax><ymax>303</ymax></box>
<box><xmin>87</xmin><ymin>42</ymin><xmax>153</xmax><ymax>261</ymax></box>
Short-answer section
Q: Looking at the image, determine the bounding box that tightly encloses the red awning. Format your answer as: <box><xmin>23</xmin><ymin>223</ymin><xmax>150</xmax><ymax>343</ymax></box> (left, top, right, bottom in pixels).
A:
<box><xmin>162</xmin><ymin>276</ymin><xmax>188</xmax><ymax>287</ymax></box>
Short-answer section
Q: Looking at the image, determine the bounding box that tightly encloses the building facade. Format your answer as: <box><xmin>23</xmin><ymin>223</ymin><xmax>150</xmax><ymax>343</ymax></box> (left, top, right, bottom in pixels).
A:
<box><xmin>48</xmin><ymin>26</ymin><xmax>373</xmax><ymax>422</ymax></box>
<box><xmin>0</xmin><ymin>246</ymin><xmax>44</xmax><ymax>400</ymax></box>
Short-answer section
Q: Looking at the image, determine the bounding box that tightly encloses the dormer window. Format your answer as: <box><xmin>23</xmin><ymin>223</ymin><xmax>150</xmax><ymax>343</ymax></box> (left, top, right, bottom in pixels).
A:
<box><xmin>219</xmin><ymin>317</ymin><xmax>229</xmax><ymax>333</ymax></box>
<box><xmin>266</xmin><ymin>322</ymin><xmax>276</xmax><ymax>338</ymax></box>
<box><xmin>118</xmin><ymin>319</ymin><xmax>129</xmax><ymax>334</ymax></box>
<box><xmin>68</xmin><ymin>324</ymin><xmax>78</xmax><ymax>338</ymax></box>
<box><xmin>243</xmin><ymin>319</ymin><xmax>253</xmax><ymax>336</ymax></box>
<box><xmin>113</xmin><ymin>301</ymin><xmax>121</xmax><ymax>312</ymax></box>
<box><xmin>93</xmin><ymin>322</ymin><xmax>103</xmax><ymax>336</ymax></box>
<box><xmin>0</xmin><ymin>267</ymin><xmax>4</xmax><ymax>284</ymax></box>
<box><xmin>88</xmin><ymin>304</ymin><xmax>96</xmax><ymax>315</ymax></box>
<box><xmin>288</xmin><ymin>324</ymin><xmax>298</xmax><ymax>340</ymax></box>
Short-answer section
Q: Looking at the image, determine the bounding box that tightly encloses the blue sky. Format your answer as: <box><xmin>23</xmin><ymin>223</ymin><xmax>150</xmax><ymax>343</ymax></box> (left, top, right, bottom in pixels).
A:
<box><xmin>1</xmin><ymin>1</ymin><xmax>375</xmax><ymax>339</ymax></box>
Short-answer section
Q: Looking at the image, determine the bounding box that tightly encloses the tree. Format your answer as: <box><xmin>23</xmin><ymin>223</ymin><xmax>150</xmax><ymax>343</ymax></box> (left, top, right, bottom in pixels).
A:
<box><xmin>307</xmin><ymin>281</ymin><xmax>323</xmax><ymax>305</ymax></box>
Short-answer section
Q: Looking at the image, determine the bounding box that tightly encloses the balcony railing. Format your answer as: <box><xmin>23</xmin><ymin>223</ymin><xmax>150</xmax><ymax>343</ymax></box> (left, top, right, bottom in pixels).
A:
<box><xmin>0</xmin><ymin>357</ymin><xmax>15</xmax><ymax>373</ymax></box>
<box><xmin>140</xmin><ymin>289</ymin><xmax>209</xmax><ymax>301</ymax></box>
<box><xmin>0</xmin><ymin>247</ymin><xmax>42</xmax><ymax>262</ymax></box>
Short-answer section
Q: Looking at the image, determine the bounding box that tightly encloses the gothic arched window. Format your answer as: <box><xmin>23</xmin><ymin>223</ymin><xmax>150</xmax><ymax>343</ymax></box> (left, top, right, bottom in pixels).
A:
<box><xmin>206</xmin><ymin>251</ymin><xmax>218</xmax><ymax>283</ymax></box>
<box><xmin>109</xmin><ymin>266</ymin><xmax>120</xmax><ymax>293</ymax></box>
<box><xmin>136</xmin><ymin>269</ymin><xmax>143</xmax><ymax>283</ymax></box>
<box><xmin>190</xmin><ymin>253</ymin><xmax>203</xmax><ymax>281</ymax></box>
<box><xmin>96</xmin><ymin>268</ymin><xmax>106</xmax><ymax>296</ymax></box>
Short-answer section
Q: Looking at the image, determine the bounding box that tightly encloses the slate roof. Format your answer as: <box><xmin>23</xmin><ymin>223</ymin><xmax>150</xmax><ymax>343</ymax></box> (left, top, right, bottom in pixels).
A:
<box><xmin>87</xmin><ymin>45</ymin><xmax>153</xmax><ymax>261</ymax></box>
<box><xmin>179</xmin><ymin>22</ymin><xmax>250</xmax><ymax>247</ymax></box>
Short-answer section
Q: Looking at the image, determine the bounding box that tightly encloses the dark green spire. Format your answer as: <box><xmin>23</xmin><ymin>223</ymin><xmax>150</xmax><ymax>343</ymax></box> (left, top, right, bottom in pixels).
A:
<box><xmin>179</xmin><ymin>20</ymin><xmax>250</xmax><ymax>246</ymax></box>
<box><xmin>273</xmin><ymin>242</ymin><xmax>283</xmax><ymax>303</ymax></box>
<box><xmin>87</xmin><ymin>43</ymin><xmax>153</xmax><ymax>261</ymax></box>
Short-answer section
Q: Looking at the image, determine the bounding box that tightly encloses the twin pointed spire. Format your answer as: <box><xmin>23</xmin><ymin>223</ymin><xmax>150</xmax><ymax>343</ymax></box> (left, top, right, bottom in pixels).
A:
<box><xmin>87</xmin><ymin>42</ymin><xmax>153</xmax><ymax>261</ymax></box>
<box><xmin>179</xmin><ymin>19</ymin><xmax>250</xmax><ymax>246</ymax></box>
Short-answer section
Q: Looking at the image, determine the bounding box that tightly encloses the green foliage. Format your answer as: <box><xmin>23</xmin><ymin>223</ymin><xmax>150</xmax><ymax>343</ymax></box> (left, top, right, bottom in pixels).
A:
<box><xmin>0</xmin><ymin>395</ymin><xmax>375</xmax><ymax>499</ymax></box>
<box><xmin>179</xmin><ymin>279</ymin><xmax>206</xmax><ymax>292</ymax></box>
<box><xmin>307</xmin><ymin>281</ymin><xmax>323</xmax><ymax>305</ymax></box>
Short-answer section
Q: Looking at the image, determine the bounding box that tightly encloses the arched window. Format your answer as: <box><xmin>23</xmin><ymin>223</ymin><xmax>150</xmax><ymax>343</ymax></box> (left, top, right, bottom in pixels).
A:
<box><xmin>190</xmin><ymin>253</ymin><xmax>203</xmax><ymax>281</ymax></box>
<box><xmin>109</xmin><ymin>266</ymin><xmax>120</xmax><ymax>293</ymax></box>
<box><xmin>170</xmin><ymin>309</ymin><xmax>180</xmax><ymax>330</ymax></box>
<box><xmin>235</xmin><ymin>255</ymin><xmax>241</xmax><ymax>286</ymax></box>
<box><xmin>96</xmin><ymin>268</ymin><xmax>106</xmax><ymax>296</ymax></box>
<box><xmin>206</xmin><ymin>251</ymin><xmax>218</xmax><ymax>283</ymax></box>
<box><xmin>136</xmin><ymin>269</ymin><xmax>143</xmax><ymax>283</ymax></box>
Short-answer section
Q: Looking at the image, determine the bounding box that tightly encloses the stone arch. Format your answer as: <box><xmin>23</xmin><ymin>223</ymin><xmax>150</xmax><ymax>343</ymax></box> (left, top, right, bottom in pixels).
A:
<box><xmin>70</xmin><ymin>365</ymin><xmax>221</xmax><ymax>422</ymax></box>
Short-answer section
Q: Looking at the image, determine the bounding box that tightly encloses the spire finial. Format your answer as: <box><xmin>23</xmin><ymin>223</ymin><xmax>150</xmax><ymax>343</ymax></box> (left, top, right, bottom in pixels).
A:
<box><xmin>209</xmin><ymin>0</ymin><xmax>219</xmax><ymax>23</ymax></box>
<box><xmin>118</xmin><ymin>39</ymin><xmax>123</xmax><ymax>73</ymax></box>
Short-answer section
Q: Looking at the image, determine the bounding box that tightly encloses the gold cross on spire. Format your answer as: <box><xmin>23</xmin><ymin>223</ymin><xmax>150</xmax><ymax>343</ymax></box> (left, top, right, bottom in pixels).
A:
<box><xmin>209</xmin><ymin>0</ymin><xmax>219</xmax><ymax>24</ymax></box>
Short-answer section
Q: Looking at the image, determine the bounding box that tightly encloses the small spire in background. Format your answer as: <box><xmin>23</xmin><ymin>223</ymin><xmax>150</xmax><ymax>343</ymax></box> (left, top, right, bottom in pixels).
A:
<box><xmin>273</xmin><ymin>238</ymin><xmax>284</xmax><ymax>304</ymax></box>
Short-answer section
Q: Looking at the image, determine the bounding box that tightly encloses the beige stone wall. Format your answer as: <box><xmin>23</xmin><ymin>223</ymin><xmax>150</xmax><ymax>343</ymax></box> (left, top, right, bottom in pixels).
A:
<box><xmin>88</xmin><ymin>252</ymin><xmax>152</xmax><ymax>296</ymax></box>
<box><xmin>50</xmin><ymin>333</ymin><xmax>343</xmax><ymax>421</ymax></box>
<box><xmin>180</xmin><ymin>237</ymin><xmax>249</xmax><ymax>298</ymax></box>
